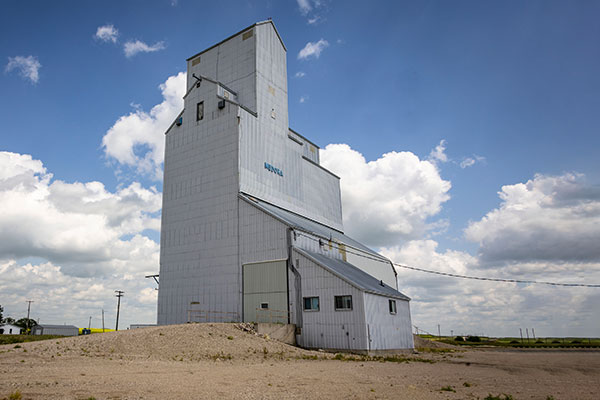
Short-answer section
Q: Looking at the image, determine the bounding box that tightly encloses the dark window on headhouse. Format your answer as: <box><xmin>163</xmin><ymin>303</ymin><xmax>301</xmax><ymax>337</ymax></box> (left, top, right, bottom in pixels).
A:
<box><xmin>334</xmin><ymin>295</ymin><xmax>352</xmax><ymax>311</ymax></box>
<box><xmin>260</xmin><ymin>303</ymin><xmax>269</xmax><ymax>309</ymax></box>
<box><xmin>196</xmin><ymin>101</ymin><xmax>204</xmax><ymax>121</ymax></box>
<box><xmin>303</xmin><ymin>297</ymin><xmax>319</xmax><ymax>311</ymax></box>
<box><xmin>389</xmin><ymin>299</ymin><xmax>397</xmax><ymax>314</ymax></box>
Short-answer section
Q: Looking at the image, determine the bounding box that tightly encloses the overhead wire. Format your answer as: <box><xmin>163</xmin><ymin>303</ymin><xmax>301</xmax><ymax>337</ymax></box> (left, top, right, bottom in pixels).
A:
<box><xmin>293</xmin><ymin>230</ymin><xmax>600</xmax><ymax>288</ymax></box>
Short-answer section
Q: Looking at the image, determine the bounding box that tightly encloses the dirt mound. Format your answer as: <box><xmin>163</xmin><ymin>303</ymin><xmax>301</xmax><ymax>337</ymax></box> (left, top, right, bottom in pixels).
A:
<box><xmin>413</xmin><ymin>335</ymin><xmax>458</xmax><ymax>350</ymax></box>
<box><xmin>7</xmin><ymin>323</ymin><xmax>322</xmax><ymax>362</ymax></box>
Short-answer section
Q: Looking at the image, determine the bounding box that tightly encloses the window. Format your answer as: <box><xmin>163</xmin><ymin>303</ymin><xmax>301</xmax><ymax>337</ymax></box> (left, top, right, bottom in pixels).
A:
<box><xmin>303</xmin><ymin>297</ymin><xmax>319</xmax><ymax>311</ymax></box>
<box><xmin>389</xmin><ymin>299</ymin><xmax>397</xmax><ymax>314</ymax></box>
<box><xmin>334</xmin><ymin>295</ymin><xmax>352</xmax><ymax>310</ymax></box>
<box><xmin>196</xmin><ymin>101</ymin><xmax>204</xmax><ymax>121</ymax></box>
<box><xmin>260</xmin><ymin>303</ymin><xmax>269</xmax><ymax>309</ymax></box>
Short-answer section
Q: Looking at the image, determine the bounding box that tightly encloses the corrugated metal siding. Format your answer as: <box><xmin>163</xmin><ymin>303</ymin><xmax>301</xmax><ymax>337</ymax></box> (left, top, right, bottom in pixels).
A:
<box><xmin>364</xmin><ymin>293</ymin><xmax>414</xmax><ymax>350</ymax></box>
<box><xmin>293</xmin><ymin>249</ymin><xmax>367</xmax><ymax>350</ymax></box>
<box><xmin>158</xmin><ymin>79</ymin><xmax>241</xmax><ymax>325</ymax></box>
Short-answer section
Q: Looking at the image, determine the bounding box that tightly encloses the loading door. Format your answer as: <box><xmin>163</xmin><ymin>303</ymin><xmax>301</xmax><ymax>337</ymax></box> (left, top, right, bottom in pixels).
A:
<box><xmin>243</xmin><ymin>260</ymin><xmax>288</xmax><ymax>323</ymax></box>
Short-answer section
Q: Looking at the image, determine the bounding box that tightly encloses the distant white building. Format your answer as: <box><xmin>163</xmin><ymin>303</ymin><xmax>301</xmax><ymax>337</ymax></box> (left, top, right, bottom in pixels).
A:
<box><xmin>157</xmin><ymin>20</ymin><xmax>414</xmax><ymax>352</ymax></box>
<box><xmin>0</xmin><ymin>324</ymin><xmax>22</xmax><ymax>335</ymax></box>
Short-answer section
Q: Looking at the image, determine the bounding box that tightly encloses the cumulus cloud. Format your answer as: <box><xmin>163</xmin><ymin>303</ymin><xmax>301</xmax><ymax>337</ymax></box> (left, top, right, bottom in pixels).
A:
<box><xmin>95</xmin><ymin>24</ymin><xmax>119</xmax><ymax>43</ymax></box>
<box><xmin>294</xmin><ymin>71</ymin><xmax>306</xmax><ymax>78</ymax></box>
<box><xmin>5</xmin><ymin>56</ymin><xmax>41</xmax><ymax>84</ymax></box>
<box><xmin>0</xmin><ymin>152</ymin><xmax>161</xmax><ymax>275</ymax></box>
<box><xmin>102</xmin><ymin>72</ymin><xmax>185</xmax><ymax>179</ymax></box>
<box><xmin>0</xmin><ymin>258</ymin><xmax>159</xmax><ymax>328</ymax></box>
<box><xmin>298</xmin><ymin>39</ymin><xmax>329</xmax><ymax>60</ymax></box>
<box><xmin>428</xmin><ymin>139</ymin><xmax>448</xmax><ymax>163</ymax></box>
<box><xmin>123</xmin><ymin>40</ymin><xmax>166</xmax><ymax>58</ymax></box>
<box><xmin>299</xmin><ymin>95</ymin><xmax>308</xmax><ymax>103</ymax></box>
<box><xmin>320</xmin><ymin>144</ymin><xmax>451</xmax><ymax>247</ymax></box>
<box><xmin>381</xmin><ymin>239</ymin><xmax>600</xmax><ymax>337</ymax></box>
<box><xmin>465</xmin><ymin>173</ymin><xmax>600</xmax><ymax>263</ymax></box>
<box><xmin>0</xmin><ymin>152</ymin><xmax>161</xmax><ymax>328</ymax></box>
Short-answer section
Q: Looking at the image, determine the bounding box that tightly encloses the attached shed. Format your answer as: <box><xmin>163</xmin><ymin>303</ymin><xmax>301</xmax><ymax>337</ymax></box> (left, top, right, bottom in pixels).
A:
<box><xmin>0</xmin><ymin>324</ymin><xmax>22</xmax><ymax>335</ymax></box>
<box><xmin>32</xmin><ymin>324</ymin><xmax>78</xmax><ymax>336</ymax></box>
<box><xmin>291</xmin><ymin>249</ymin><xmax>414</xmax><ymax>352</ymax></box>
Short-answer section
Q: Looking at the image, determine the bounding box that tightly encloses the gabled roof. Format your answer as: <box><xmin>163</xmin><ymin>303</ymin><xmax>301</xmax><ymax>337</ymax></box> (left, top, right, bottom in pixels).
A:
<box><xmin>296</xmin><ymin>248</ymin><xmax>410</xmax><ymax>301</ymax></box>
<box><xmin>239</xmin><ymin>193</ymin><xmax>385</xmax><ymax>259</ymax></box>
<box><xmin>186</xmin><ymin>20</ymin><xmax>286</xmax><ymax>62</ymax></box>
<box><xmin>35</xmin><ymin>324</ymin><xmax>78</xmax><ymax>329</ymax></box>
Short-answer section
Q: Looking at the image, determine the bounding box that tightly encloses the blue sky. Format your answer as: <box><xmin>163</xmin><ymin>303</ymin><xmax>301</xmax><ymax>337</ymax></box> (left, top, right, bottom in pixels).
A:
<box><xmin>1</xmin><ymin>0</ymin><xmax>599</xmax><ymax>336</ymax></box>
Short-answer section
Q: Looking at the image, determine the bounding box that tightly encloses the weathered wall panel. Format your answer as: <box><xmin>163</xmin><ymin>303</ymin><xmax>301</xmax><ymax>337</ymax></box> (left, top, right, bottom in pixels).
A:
<box><xmin>364</xmin><ymin>293</ymin><xmax>414</xmax><ymax>350</ymax></box>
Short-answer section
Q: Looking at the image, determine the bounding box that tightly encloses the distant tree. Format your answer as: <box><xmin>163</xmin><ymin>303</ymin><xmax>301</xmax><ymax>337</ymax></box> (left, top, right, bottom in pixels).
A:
<box><xmin>15</xmin><ymin>318</ymin><xmax>38</xmax><ymax>333</ymax></box>
<box><xmin>0</xmin><ymin>304</ymin><xmax>3</xmax><ymax>322</ymax></box>
<box><xmin>3</xmin><ymin>317</ymin><xmax>16</xmax><ymax>325</ymax></box>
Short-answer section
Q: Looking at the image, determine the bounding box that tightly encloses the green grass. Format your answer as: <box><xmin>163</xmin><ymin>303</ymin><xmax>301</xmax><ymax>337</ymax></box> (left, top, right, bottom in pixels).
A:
<box><xmin>0</xmin><ymin>335</ymin><xmax>64</xmax><ymax>345</ymax></box>
<box><xmin>484</xmin><ymin>395</ymin><xmax>514</xmax><ymax>400</ymax></box>
<box><xmin>440</xmin><ymin>385</ymin><xmax>456</xmax><ymax>392</ymax></box>
<box><xmin>425</xmin><ymin>335</ymin><xmax>600</xmax><ymax>349</ymax></box>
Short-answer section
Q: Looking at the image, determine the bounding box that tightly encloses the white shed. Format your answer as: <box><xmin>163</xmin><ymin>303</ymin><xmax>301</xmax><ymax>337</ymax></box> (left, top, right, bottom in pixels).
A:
<box><xmin>0</xmin><ymin>324</ymin><xmax>22</xmax><ymax>335</ymax></box>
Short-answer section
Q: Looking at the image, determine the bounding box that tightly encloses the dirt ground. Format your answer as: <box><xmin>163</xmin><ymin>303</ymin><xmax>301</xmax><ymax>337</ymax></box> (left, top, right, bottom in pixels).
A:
<box><xmin>1</xmin><ymin>324</ymin><xmax>599</xmax><ymax>399</ymax></box>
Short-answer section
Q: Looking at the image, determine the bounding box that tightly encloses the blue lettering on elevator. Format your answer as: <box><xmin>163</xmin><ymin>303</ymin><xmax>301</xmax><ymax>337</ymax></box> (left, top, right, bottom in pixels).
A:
<box><xmin>264</xmin><ymin>162</ymin><xmax>283</xmax><ymax>177</ymax></box>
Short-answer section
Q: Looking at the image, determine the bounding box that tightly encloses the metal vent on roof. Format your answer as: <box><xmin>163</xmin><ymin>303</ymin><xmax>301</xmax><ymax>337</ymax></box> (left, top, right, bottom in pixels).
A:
<box><xmin>218</xmin><ymin>100</ymin><xmax>226</xmax><ymax>109</ymax></box>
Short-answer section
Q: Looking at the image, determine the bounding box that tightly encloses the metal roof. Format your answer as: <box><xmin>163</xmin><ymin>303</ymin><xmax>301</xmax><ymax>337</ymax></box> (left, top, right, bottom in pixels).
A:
<box><xmin>35</xmin><ymin>324</ymin><xmax>78</xmax><ymax>329</ymax></box>
<box><xmin>240</xmin><ymin>194</ymin><xmax>385</xmax><ymax>259</ymax></box>
<box><xmin>296</xmin><ymin>248</ymin><xmax>410</xmax><ymax>301</ymax></box>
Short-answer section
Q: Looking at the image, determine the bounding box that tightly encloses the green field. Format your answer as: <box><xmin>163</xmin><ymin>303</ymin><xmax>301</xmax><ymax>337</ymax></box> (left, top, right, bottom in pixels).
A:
<box><xmin>0</xmin><ymin>335</ymin><xmax>64</xmax><ymax>345</ymax></box>
<box><xmin>419</xmin><ymin>334</ymin><xmax>600</xmax><ymax>348</ymax></box>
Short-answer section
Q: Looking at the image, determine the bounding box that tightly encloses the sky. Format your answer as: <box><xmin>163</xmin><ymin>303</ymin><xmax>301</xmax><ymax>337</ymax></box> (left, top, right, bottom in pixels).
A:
<box><xmin>1</xmin><ymin>0</ymin><xmax>599</xmax><ymax>337</ymax></box>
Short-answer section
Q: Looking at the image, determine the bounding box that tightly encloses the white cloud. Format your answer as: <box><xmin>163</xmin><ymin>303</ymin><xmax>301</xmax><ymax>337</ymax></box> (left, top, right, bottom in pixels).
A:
<box><xmin>299</xmin><ymin>96</ymin><xmax>308</xmax><ymax>103</ymax></box>
<box><xmin>297</xmin><ymin>0</ymin><xmax>312</xmax><ymax>15</ymax></box>
<box><xmin>123</xmin><ymin>40</ymin><xmax>166</xmax><ymax>58</ymax></box>
<box><xmin>428</xmin><ymin>139</ymin><xmax>448</xmax><ymax>163</ymax></box>
<box><xmin>460</xmin><ymin>155</ymin><xmax>485</xmax><ymax>169</ymax></box>
<box><xmin>5</xmin><ymin>56</ymin><xmax>41</xmax><ymax>84</ymax></box>
<box><xmin>307</xmin><ymin>16</ymin><xmax>322</xmax><ymax>25</ymax></box>
<box><xmin>0</xmin><ymin>152</ymin><xmax>161</xmax><ymax>275</ymax></box>
<box><xmin>95</xmin><ymin>24</ymin><xmax>119</xmax><ymax>43</ymax></box>
<box><xmin>102</xmin><ymin>72</ymin><xmax>185</xmax><ymax>179</ymax></box>
<box><xmin>0</xmin><ymin>152</ymin><xmax>161</xmax><ymax>328</ymax></box>
<box><xmin>298</xmin><ymin>39</ymin><xmax>329</xmax><ymax>60</ymax></box>
<box><xmin>295</xmin><ymin>71</ymin><xmax>306</xmax><ymax>78</ymax></box>
<box><xmin>320</xmin><ymin>144</ymin><xmax>451</xmax><ymax>247</ymax></box>
<box><xmin>465</xmin><ymin>173</ymin><xmax>600</xmax><ymax>263</ymax></box>
<box><xmin>381</xmin><ymin>239</ymin><xmax>600</xmax><ymax>337</ymax></box>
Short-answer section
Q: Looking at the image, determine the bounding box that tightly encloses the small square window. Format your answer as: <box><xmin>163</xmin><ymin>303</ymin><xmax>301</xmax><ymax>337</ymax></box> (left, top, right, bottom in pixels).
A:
<box><xmin>389</xmin><ymin>299</ymin><xmax>397</xmax><ymax>314</ymax></box>
<box><xmin>303</xmin><ymin>297</ymin><xmax>319</xmax><ymax>311</ymax></box>
<box><xmin>196</xmin><ymin>101</ymin><xmax>204</xmax><ymax>121</ymax></box>
<box><xmin>260</xmin><ymin>303</ymin><xmax>269</xmax><ymax>309</ymax></box>
<box><xmin>334</xmin><ymin>295</ymin><xmax>352</xmax><ymax>311</ymax></box>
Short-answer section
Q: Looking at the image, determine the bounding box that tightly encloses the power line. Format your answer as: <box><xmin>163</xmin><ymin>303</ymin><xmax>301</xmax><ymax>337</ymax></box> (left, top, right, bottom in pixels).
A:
<box><xmin>293</xmin><ymin>231</ymin><xmax>600</xmax><ymax>288</ymax></box>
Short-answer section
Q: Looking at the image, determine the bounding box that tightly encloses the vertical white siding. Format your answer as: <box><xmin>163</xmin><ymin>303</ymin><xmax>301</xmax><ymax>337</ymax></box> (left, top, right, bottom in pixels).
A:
<box><xmin>292</xmin><ymin>250</ymin><xmax>368</xmax><ymax>351</ymax></box>
<box><xmin>364</xmin><ymin>293</ymin><xmax>414</xmax><ymax>350</ymax></box>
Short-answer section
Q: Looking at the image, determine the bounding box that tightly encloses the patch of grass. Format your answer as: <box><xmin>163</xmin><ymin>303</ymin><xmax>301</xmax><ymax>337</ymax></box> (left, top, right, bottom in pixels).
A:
<box><xmin>0</xmin><ymin>335</ymin><xmax>63</xmax><ymax>346</ymax></box>
<box><xmin>440</xmin><ymin>385</ymin><xmax>455</xmax><ymax>392</ymax></box>
<box><xmin>484</xmin><ymin>394</ymin><xmax>514</xmax><ymax>400</ymax></box>
<box><xmin>8</xmin><ymin>390</ymin><xmax>22</xmax><ymax>400</ymax></box>
<box><xmin>227</xmin><ymin>336</ymin><xmax>234</xmax><ymax>340</ymax></box>
<box><xmin>463</xmin><ymin>382</ymin><xmax>472</xmax><ymax>387</ymax></box>
<box><xmin>417</xmin><ymin>347</ymin><xmax>456</xmax><ymax>353</ymax></box>
<box><xmin>546</xmin><ymin>396</ymin><xmax>555</xmax><ymax>400</ymax></box>
<box><xmin>13</xmin><ymin>345</ymin><xmax>21</xmax><ymax>349</ymax></box>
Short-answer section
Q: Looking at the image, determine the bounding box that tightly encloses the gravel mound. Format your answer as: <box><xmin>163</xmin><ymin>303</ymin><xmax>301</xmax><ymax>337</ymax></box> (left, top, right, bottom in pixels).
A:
<box><xmin>8</xmin><ymin>323</ymin><xmax>323</xmax><ymax>362</ymax></box>
<box><xmin>413</xmin><ymin>335</ymin><xmax>458</xmax><ymax>350</ymax></box>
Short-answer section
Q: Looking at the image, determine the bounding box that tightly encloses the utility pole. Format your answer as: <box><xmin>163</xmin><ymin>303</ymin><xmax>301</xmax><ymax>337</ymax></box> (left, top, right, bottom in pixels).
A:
<box><xmin>26</xmin><ymin>300</ymin><xmax>34</xmax><ymax>335</ymax></box>
<box><xmin>438</xmin><ymin>324</ymin><xmax>441</xmax><ymax>338</ymax></box>
<box><xmin>88</xmin><ymin>316</ymin><xmax>92</xmax><ymax>330</ymax></box>
<box><xmin>526</xmin><ymin>328</ymin><xmax>530</xmax><ymax>344</ymax></box>
<box><xmin>532</xmin><ymin>328</ymin><xmax>536</xmax><ymax>340</ymax></box>
<box><xmin>114</xmin><ymin>291</ymin><xmax>124</xmax><ymax>331</ymax></box>
<box><xmin>519</xmin><ymin>328</ymin><xmax>523</xmax><ymax>344</ymax></box>
<box><xmin>102</xmin><ymin>309</ymin><xmax>105</xmax><ymax>333</ymax></box>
